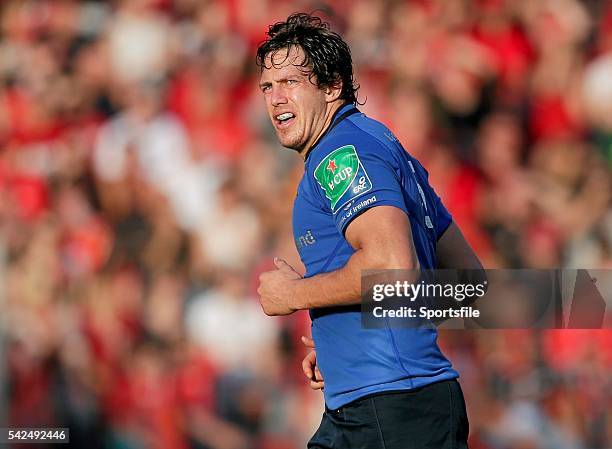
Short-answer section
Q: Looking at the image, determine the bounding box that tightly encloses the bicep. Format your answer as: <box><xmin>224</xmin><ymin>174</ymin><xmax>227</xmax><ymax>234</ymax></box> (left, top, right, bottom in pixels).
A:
<box><xmin>345</xmin><ymin>205</ymin><xmax>418</xmax><ymax>270</ymax></box>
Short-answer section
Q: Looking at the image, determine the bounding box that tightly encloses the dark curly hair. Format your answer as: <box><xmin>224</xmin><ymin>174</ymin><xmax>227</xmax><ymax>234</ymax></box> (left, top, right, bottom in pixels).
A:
<box><xmin>256</xmin><ymin>13</ymin><xmax>359</xmax><ymax>105</ymax></box>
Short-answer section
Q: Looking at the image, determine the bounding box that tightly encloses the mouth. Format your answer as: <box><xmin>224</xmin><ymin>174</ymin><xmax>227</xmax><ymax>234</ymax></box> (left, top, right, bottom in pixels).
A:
<box><xmin>274</xmin><ymin>112</ymin><xmax>296</xmax><ymax>129</ymax></box>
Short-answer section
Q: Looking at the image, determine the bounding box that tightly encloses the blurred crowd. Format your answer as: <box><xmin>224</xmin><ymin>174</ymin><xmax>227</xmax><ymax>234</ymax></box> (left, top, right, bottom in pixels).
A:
<box><xmin>0</xmin><ymin>0</ymin><xmax>610</xmax><ymax>448</ymax></box>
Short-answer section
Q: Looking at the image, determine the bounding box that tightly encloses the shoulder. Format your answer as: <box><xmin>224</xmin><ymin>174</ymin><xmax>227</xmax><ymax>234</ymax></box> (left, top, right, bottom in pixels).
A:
<box><xmin>305</xmin><ymin>117</ymin><xmax>408</xmax><ymax>215</ymax></box>
<box><xmin>308</xmin><ymin>117</ymin><xmax>398</xmax><ymax>172</ymax></box>
<box><xmin>346</xmin><ymin>111</ymin><xmax>402</xmax><ymax>147</ymax></box>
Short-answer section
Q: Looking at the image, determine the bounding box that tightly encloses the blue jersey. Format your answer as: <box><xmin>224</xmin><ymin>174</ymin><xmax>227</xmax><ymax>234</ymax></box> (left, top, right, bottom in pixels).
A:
<box><xmin>293</xmin><ymin>103</ymin><xmax>459</xmax><ymax>409</ymax></box>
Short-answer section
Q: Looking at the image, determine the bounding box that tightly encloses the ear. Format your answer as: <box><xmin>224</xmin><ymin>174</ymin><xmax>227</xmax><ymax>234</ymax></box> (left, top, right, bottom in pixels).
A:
<box><xmin>324</xmin><ymin>80</ymin><xmax>343</xmax><ymax>103</ymax></box>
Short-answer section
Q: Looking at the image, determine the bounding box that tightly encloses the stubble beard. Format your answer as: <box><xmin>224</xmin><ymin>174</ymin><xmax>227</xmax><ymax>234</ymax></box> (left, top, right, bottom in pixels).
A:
<box><xmin>276</xmin><ymin>129</ymin><xmax>304</xmax><ymax>153</ymax></box>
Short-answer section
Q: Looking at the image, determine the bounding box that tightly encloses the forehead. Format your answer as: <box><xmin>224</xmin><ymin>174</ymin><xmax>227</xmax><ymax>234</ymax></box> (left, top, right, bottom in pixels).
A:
<box><xmin>259</xmin><ymin>46</ymin><xmax>310</xmax><ymax>81</ymax></box>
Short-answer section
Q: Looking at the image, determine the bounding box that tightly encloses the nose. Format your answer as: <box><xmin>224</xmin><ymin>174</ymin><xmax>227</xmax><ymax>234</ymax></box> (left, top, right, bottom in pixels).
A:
<box><xmin>270</xmin><ymin>85</ymin><xmax>288</xmax><ymax>107</ymax></box>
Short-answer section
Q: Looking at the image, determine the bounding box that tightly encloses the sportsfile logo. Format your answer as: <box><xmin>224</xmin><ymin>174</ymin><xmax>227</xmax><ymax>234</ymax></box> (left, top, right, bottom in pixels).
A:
<box><xmin>314</xmin><ymin>145</ymin><xmax>372</xmax><ymax>213</ymax></box>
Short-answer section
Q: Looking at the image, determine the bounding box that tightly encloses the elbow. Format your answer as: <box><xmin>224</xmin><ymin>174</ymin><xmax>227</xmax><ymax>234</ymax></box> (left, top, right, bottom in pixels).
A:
<box><xmin>388</xmin><ymin>254</ymin><xmax>419</xmax><ymax>271</ymax></box>
<box><xmin>365</xmin><ymin>248</ymin><xmax>419</xmax><ymax>271</ymax></box>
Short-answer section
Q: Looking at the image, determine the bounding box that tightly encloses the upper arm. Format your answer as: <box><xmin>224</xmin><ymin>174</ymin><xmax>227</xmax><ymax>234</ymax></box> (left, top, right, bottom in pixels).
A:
<box><xmin>436</xmin><ymin>222</ymin><xmax>486</xmax><ymax>307</ymax></box>
<box><xmin>436</xmin><ymin>222</ymin><xmax>483</xmax><ymax>269</ymax></box>
<box><xmin>344</xmin><ymin>205</ymin><xmax>418</xmax><ymax>270</ymax></box>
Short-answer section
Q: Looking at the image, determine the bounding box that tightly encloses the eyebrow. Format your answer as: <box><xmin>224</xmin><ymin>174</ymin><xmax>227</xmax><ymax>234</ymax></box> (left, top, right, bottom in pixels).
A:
<box><xmin>260</xmin><ymin>73</ymin><xmax>303</xmax><ymax>85</ymax></box>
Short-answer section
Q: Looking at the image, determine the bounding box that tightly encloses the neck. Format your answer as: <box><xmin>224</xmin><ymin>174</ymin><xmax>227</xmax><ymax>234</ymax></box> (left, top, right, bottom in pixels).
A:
<box><xmin>299</xmin><ymin>101</ymin><xmax>346</xmax><ymax>160</ymax></box>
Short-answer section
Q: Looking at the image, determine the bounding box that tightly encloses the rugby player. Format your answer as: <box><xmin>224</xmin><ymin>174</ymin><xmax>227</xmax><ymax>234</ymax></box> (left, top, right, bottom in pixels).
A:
<box><xmin>256</xmin><ymin>13</ymin><xmax>482</xmax><ymax>449</ymax></box>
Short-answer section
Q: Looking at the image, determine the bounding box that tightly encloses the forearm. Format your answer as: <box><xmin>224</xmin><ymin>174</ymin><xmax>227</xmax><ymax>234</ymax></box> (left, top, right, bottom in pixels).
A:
<box><xmin>436</xmin><ymin>222</ymin><xmax>483</xmax><ymax>270</ymax></box>
<box><xmin>286</xmin><ymin>206</ymin><xmax>419</xmax><ymax>311</ymax></box>
<box><xmin>290</xmin><ymin>248</ymin><xmax>367</xmax><ymax>310</ymax></box>
<box><xmin>291</xmin><ymin>247</ymin><xmax>418</xmax><ymax>310</ymax></box>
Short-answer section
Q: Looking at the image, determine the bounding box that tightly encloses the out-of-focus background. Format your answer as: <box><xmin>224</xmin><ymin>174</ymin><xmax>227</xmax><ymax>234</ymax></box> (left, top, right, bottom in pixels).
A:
<box><xmin>0</xmin><ymin>0</ymin><xmax>610</xmax><ymax>448</ymax></box>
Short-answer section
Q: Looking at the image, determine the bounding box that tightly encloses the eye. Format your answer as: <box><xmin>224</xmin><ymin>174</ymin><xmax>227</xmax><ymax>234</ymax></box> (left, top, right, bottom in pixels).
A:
<box><xmin>287</xmin><ymin>79</ymin><xmax>298</xmax><ymax>85</ymax></box>
<box><xmin>261</xmin><ymin>84</ymin><xmax>271</xmax><ymax>93</ymax></box>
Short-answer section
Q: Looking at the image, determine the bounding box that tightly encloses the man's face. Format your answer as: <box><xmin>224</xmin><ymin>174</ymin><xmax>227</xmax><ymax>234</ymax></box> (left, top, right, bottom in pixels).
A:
<box><xmin>259</xmin><ymin>46</ymin><xmax>331</xmax><ymax>152</ymax></box>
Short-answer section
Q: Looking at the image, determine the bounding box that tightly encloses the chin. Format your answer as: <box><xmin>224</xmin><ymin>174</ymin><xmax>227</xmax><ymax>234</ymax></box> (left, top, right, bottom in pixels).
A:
<box><xmin>277</xmin><ymin>135</ymin><xmax>302</xmax><ymax>151</ymax></box>
<box><xmin>281</xmin><ymin>144</ymin><xmax>301</xmax><ymax>152</ymax></box>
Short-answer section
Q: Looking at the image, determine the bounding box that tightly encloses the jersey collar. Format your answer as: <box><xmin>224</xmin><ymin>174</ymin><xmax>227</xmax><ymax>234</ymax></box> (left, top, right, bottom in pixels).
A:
<box><xmin>303</xmin><ymin>103</ymin><xmax>360</xmax><ymax>163</ymax></box>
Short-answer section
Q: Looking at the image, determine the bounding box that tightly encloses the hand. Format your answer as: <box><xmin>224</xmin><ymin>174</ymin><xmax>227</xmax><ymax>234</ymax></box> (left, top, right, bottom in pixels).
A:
<box><xmin>301</xmin><ymin>335</ymin><xmax>324</xmax><ymax>390</ymax></box>
<box><xmin>258</xmin><ymin>257</ymin><xmax>302</xmax><ymax>316</ymax></box>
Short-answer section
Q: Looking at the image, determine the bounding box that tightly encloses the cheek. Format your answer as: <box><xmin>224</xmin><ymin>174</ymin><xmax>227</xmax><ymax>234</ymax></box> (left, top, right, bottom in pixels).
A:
<box><xmin>265</xmin><ymin>96</ymin><xmax>274</xmax><ymax>112</ymax></box>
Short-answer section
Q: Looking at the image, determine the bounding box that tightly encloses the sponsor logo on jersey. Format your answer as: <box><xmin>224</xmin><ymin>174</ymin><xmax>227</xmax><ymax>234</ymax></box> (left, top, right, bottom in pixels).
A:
<box><xmin>295</xmin><ymin>230</ymin><xmax>316</xmax><ymax>250</ymax></box>
<box><xmin>338</xmin><ymin>195</ymin><xmax>378</xmax><ymax>227</ymax></box>
<box><xmin>314</xmin><ymin>145</ymin><xmax>372</xmax><ymax>212</ymax></box>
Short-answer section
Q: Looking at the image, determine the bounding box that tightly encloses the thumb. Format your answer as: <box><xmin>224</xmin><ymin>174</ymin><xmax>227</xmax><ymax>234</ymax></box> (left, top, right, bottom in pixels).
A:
<box><xmin>274</xmin><ymin>257</ymin><xmax>292</xmax><ymax>271</ymax></box>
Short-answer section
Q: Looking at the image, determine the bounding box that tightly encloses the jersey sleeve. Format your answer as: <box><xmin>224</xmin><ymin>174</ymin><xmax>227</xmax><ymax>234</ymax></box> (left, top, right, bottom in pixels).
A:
<box><xmin>311</xmin><ymin>142</ymin><xmax>408</xmax><ymax>235</ymax></box>
<box><xmin>413</xmin><ymin>161</ymin><xmax>453</xmax><ymax>240</ymax></box>
<box><xmin>432</xmin><ymin>189</ymin><xmax>452</xmax><ymax>240</ymax></box>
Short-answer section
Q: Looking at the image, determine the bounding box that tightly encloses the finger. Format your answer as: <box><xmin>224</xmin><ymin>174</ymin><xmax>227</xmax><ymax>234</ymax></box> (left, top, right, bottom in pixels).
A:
<box><xmin>301</xmin><ymin>335</ymin><xmax>315</xmax><ymax>348</ymax></box>
<box><xmin>302</xmin><ymin>353</ymin><xmax>315</xmax><ymax>378</ymax></box>
<box><xmin>314</xmin><ymin>366</ymin><xmax>323</xmax><ymax>381</ymax></box>
<box><xmin>274</xmin><ymin>257</ymin><xmax>300</xmax><ymax>276</ymax></box>
<box><xmin>302</xmin><ymin>360</ymin><xmax>313</xmax><ymax>379</ymax></box>
<box><xmin>273</xmin><ymin>257</ymin><xmax>290</xmax><ymax>270</ymax></box>
<box><xmin>310</xmin><ymin>380</ymin><xmax>325</xmax><ymax>390</ymax></box>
